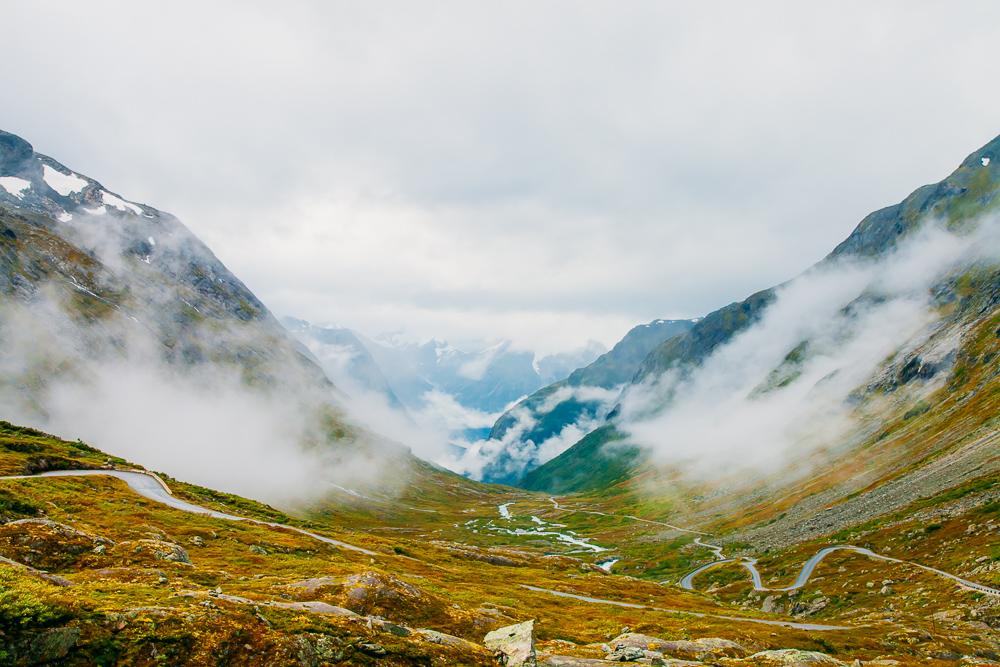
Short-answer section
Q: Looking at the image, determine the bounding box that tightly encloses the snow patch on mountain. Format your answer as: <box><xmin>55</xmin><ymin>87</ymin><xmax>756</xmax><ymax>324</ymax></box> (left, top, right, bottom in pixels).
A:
<box><xmin>0</xmin><ymin>176</ymin><xmax>31</xmax><ymax>198</ymax></box>
<box><xmin>42</xmin><ymin>164</ymin><xmax>87</xmax><ymax>195</ymax></box>
<box><xmin>101</xmin><ymin>190</ymin><xmax>143</xmax><ymax>215</ymax></box>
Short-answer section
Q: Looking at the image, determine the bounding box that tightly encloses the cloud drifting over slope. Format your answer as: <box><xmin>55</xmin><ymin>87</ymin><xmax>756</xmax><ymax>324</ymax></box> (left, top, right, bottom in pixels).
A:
<box><xmin>0</xmin><ymin>292</ymin><xmax>403</xmax><ymax>506</ymax></box>
<box><xmin>619</xmin><ymin>217</ymin><xmax>1000</xmax><ymax>478</ymax></box>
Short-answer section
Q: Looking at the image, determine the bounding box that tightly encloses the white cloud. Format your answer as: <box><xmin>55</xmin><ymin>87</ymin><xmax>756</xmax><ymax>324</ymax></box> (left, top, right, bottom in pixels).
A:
<box><xmin>3</xmin><ymin>2</ymin><xmax>1000</xmax><ymax>352</ymax></box>
<box><xmin>620</xmin><ymin>216</ymin><xmax>1000</xmax><ymax>479</ymax></box>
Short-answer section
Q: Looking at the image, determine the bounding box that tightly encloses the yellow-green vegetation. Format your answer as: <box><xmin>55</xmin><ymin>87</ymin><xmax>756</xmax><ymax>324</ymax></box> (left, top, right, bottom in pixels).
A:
<box><xmin>2</xmin><ymin>421</ymin><xmax>918</xmax><ymax>666</ymax></box>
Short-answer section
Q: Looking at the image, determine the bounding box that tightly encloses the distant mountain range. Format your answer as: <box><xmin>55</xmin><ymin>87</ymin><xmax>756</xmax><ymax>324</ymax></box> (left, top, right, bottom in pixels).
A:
<box><xmin>476</xmin><ymin>318</ymin><xmax>697</xmax><ymax>484</ymax></box>
<box><xmin>282</xmin><ymin>318</ymin><xmax>606</xmax><ymax>418</ymax></box>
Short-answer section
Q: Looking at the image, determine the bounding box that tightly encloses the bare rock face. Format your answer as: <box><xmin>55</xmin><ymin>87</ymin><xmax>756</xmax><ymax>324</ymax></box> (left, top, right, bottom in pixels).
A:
<box><xmin>484</xmin><ymin>620</ymin><xmax>536</xmax><ymax>667</ymax></box>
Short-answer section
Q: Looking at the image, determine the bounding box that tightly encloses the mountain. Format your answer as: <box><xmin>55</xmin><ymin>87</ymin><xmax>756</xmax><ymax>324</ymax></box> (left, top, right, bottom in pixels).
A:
<box><xmin>534</xmin><ymin>339</ymin><xmax>607</xmax><ymax>385</ymax></box>
<box><xmin>477</xmin><ymin>318</ymin><xmax>695</xmax><ymax>484</ymax></box>
<box><xmin>0</xmin><ymin>129</ymin><xmax>413</xmax><ymax>500</ymax></box>
<box><xmin>352</xmin><ymin>334</ymin><xmax>605</xmax><ymax>416</ymax></box>
<box><xmin>523</xmin><ymin>133</ymin><xmax>1000</xmax><ymax>501</ymax></box>
<box><xmin>282</xmin><ymin>317</ymin><xmax>403</xmax><ymax>408</ymax></box>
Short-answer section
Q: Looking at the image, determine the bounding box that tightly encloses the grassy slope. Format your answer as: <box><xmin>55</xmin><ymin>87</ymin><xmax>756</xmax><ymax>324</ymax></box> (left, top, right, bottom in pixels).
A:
<box><xmin>1</xmin><ymin>422</ymin><xmax>900</xmax><ymax>666</ymax></box>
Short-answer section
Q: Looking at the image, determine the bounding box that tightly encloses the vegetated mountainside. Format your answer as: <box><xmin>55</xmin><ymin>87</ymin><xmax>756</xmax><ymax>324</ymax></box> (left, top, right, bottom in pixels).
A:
<box><xmin>524</xmin><ymin>133</ymin><xmax>1000</xmax><ymax>497</ymax></box>
<box><xmin>479</xmin><ymin>319</ymin><xmax>694</xmax><ymax>485</ymax></box>
<box><xmin>0</xmin><ymin>129</ymin><xmax>418</xmax><ymax>489</ymax></box>
<box><xmin>0</xmin><ymin>129</ymin><xmax>327</xmax><ymax>399</ymax></box>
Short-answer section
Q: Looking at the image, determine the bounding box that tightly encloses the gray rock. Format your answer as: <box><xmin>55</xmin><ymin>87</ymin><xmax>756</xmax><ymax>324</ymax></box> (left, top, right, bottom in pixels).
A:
<box><xmin>748</xmin><ymin>649</ymin><xmax>846</xmax><ymax>665</ymax></box>
<box><xmin>607</xmin><ymin>633</ymin><xmax>747</xmax><ymax>661</ymax></box>
<box><xmin>16</xmin><ymin>626</ymin><xmax>80</xmax><ymax>665</ymax></box>
<box><xmin>605</xmin><ymin>644</ymin><xmax>645</xmax><ymax>661</ymax></box>
<box><xmin>484</xmin><ymin>620</ymin><xmax>536</xmax><ymax>667</ymax></box>
<box><xmin>762</xmin><ymin>594</ymin><xmax>785</xmax><ymax>614</ymax></box>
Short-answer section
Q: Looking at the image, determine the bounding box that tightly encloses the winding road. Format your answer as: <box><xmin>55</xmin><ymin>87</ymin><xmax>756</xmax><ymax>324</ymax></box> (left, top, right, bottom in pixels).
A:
<box><xmin>544</xmin><ymin>495</ymin><xmax>999</xmax><ymax>598</ymax></box>
<box><xmin>7</xmin><ymin>469</ymin><xmax>995</xmax><ymax>618</ymax></box>
<box><xmin>0</xmin><ymin>469</ymin><xmax>379</xmax><ymax>556</ymax></box>
<box><xmin>519</xmin><ymin>584</ymin><xmax>848</xmax><ymax>631</ymax></box>
<box><xmin>678</xmin><ymin>544</ymin><xmax>1000</xmax><ymax>597</ymax></box>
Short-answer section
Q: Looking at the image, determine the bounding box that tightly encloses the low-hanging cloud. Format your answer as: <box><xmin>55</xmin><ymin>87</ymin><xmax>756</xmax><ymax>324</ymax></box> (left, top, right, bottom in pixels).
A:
<box><xmin>619</xmin><ymin>215</ymin><xmax>1000</xmax><ymax>480</ymax></box>
<box><xmin>449</xmin><ymin>383</ymin><xmax>622</xmax><ymax>480</ymax></box>
<box><xmin>0</xmin><ymin>284</ymin><xmax>406</xmax><ymax>507</ymax></box>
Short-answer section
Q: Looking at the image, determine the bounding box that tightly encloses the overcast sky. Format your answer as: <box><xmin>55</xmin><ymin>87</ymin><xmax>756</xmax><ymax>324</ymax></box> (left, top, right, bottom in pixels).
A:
<box><xmin>5</xmin><ymin>2</ymin><xmax>1000</xmax><ymax>354</ymax></box>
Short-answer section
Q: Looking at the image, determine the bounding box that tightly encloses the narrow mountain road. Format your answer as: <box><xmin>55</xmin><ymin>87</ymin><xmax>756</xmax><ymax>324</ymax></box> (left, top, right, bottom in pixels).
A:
<box><xmin>678</xmin><ymin>545</ymin><xmax>1000</xmax><ymax>596</ymax></box>
<box><xmin>519</xmin><ymin>585</ymin><xmax>849</xmax><ymax>631</ymax></box>
<box><xmin>545</xmin><ymin>495</ymin><xmax>999</xmax><ymax>598</ymax></box>
<box><xmin>0</xmin><ymin>469</ymin><xmax>379</xmax><ymax>556</ymax></box>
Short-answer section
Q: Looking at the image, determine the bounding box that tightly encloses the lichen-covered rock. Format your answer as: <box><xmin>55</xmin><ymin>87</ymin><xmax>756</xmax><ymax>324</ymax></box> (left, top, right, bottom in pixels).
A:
<box><xmin>10</xmin><ymin>626</ymin><xmax>80</xmax><ymax>665</ymax></box>
<box><xmin>0</xmin><ymin>518</ymin><xmax>113</xmax><ymax>571</ymax></box>
<box><xmin>608</xmin><ymin>633</ymin><xmax>747</xmax><ymax>661</ymax></box>
<box><xmin>336</xmin><ymin>570</ymin><xmax>448</xmax><ymax>625</ymax></box>
<box><xmin>605</xmin><ymin>644</ymin><xmax>645</xmax><ymax>661</ymax></box>
<box><xmin>110</xmin><ymin>539</ymin><xmax>191</xmax><ymax>566</ymax></box>
<box><xmin>484</xmin><ymin>620</ymin><xmax>536</xmax><ymax>667</ymax></box>
<box><xmin>746</xmin><ymin>649</ymin><xmax>846</xmax><ymax>665</ymax></box>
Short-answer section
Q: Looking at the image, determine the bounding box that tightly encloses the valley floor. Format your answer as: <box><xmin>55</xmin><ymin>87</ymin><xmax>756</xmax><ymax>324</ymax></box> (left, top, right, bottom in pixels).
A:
<box><xmin>0</xmin><ymin>422</ymin><xmax>998</xmax><ymax>666</ymax></box>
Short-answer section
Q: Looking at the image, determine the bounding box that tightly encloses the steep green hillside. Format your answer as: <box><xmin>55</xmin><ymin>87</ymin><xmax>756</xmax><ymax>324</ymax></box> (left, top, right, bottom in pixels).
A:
<box><xmin>480</xmin><ymin>319</ymin><xmax>693</xmax><ymax>484</ymax></box>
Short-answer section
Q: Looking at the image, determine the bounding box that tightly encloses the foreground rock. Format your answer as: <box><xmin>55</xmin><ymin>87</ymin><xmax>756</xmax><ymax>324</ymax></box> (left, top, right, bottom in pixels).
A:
<box><xmin>608</xmin><ymin>633</ymin><xmax>748</xmax><ymax>661</ymax></box>
<box><xmin>485</xmin><ymin>620</ymin><xmax>537</xmax><ymax>666</ymax></box>
<box><xmin>746</xmin><ymin>649</ymin><xmax>845</xmax><ymax>666</ymax></box>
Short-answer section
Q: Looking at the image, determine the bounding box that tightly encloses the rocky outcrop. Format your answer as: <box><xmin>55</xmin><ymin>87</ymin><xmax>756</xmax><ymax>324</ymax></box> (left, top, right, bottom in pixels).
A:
<box><xmin>110</xmin><ymin>539</ymin><xmax>191</xmax><ymax>566</ymax></box>
<box><xmin>6</xmin><ymin>626</ymin><xmax>80</xmax><ymax>665</ymax></box>
<box><xmin>607</xmin><ymin>633</ymin><xmax>748</xmax><ymax>662</ymax></box>
<box><xmin>484</xmin><ymin>620</ymin><xmax>536</xmax><ymax>667</ymax></box>
<box><xmin>0</xmin><ymin>519</ymin><xmax>113</xmax><ymax>571</ymax></box>
<box><xmin>745</xmin><ymin>649</ymin><xmax>845</xmax><ymax>666</ymax></box>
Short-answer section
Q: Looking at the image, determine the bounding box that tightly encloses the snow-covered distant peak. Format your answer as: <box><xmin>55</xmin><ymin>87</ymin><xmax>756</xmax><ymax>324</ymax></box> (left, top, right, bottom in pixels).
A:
<box><xmin>42</xmin><ymin>164</ymin><xmax>87</xmax><ymax>196</ymax></box>
<box><xmin>434</xmin><ymin>340</ymin><xmax>459</xmax><ymax>361</ymax></box>
<box><xmin>457</xmin><ymin>340</ymin><xmax>508</xmax><ymax>380</ymax></box>
<box><xmin>0</xmin><ymin>176</ymin><xmax>31</xmax><ymax>199</ymax></box>
<box><xmin>58</xmin><ymin>211</ymin><xmax>73</xmax><ymax>223</ymax></box>
<box><xmin>101</xmin><ymin>190</ymin><xmax>143</xmax><ymax>215</ymax></box>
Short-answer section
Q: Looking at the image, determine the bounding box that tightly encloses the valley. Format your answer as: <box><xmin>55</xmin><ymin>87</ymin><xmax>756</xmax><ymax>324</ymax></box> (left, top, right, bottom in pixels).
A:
<box><xmin>1</xmin><ymin>123</ymin><xmax>999</xmax><ymax>666</ymax></box>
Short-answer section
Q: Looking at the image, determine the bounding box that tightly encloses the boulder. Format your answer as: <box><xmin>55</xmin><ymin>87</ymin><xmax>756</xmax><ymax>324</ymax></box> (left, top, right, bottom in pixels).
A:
<box><xmin>747</xmin><ymin>649</ymin><xmax>846</xmax><ymax>665</ymax></box>
<box><xmin>12</xmin><ymin>626</ymin><xmax>80</xmax><ymax>665</ymax></box>
<box><xmin>111</xmin><ymin>539</ymin><xmax>191</xmax><ymax>565</ymax></box>
<box><xmin>608</xmin><ymin>633</ymin><xmax>747</xmax><ymax>660</ymax></box>
<box><xmin>605</xmin><ymin>644</ymin><xmax>645</xmax><ymax>661</ymax></box>
<box><xmin>484</xmin><ymin>620</ymin><xmax>536</xmax><ymax>667</ymax></box>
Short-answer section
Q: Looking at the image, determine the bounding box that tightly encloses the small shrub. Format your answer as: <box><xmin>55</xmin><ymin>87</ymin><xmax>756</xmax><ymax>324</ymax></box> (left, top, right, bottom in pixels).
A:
<box><xmin>0</xmin><ymin>568</ymin><xmax>71</xmax><ymax>631</ymax></box>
